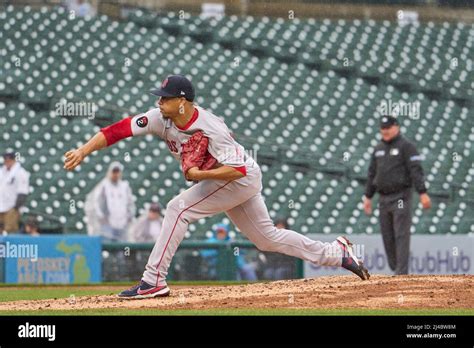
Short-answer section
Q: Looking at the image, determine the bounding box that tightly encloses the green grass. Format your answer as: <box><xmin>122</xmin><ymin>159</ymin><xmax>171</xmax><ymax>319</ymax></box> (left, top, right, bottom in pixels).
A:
<box><xmin>0</xmin><ymin>308</ymin><xmax>473</xmax><ymax>316</ymax></box>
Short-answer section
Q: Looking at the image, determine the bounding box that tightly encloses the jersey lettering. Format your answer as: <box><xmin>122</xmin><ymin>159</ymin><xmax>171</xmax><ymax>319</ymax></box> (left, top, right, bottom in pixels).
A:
<box><xmin>167</xmin><ymin>140</ymin><xmax>178</xmax><ymax>153</ymax></box>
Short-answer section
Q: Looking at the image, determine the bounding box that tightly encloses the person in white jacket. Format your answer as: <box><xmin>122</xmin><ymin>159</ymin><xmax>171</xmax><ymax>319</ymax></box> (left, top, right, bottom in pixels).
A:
<box><xmin>85</xmin><ymin>161</ymin><xmax>135</xmax><ymax>242</ymax></box>
<box><xmin>0</xmin><ymin>152</ymin><xmax>30</xmax><ymax>233</ymax></box>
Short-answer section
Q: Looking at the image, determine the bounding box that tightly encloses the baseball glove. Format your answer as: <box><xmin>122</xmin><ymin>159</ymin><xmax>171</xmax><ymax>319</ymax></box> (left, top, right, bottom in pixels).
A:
<box><xmin>180</xmin><ymin>131</ymin><xmax>217</xmax><ymax>180</ymax></box>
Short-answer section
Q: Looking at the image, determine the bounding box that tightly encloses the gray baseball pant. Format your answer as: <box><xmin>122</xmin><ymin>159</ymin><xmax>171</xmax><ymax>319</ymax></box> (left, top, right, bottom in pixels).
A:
<box><xmin>142</xmin><ymin>166</ymin><xmax>342</xmax><ymax>287</ymax></box>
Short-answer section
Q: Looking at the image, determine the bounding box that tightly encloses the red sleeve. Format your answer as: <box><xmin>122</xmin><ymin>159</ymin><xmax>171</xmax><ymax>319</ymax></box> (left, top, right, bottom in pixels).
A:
<box><xmin>100</xmin><ymin>117</ymin><xmax>133</xmax><ymax>146</ymax></box>
<box><xmin>233</xmin><ymin>166</ymin><xmax>247</xmax><ymax>176</ymax></box>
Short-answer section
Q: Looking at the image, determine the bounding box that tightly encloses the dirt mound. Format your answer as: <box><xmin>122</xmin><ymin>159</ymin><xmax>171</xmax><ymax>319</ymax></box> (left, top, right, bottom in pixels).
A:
<box><xmin>1</xmin><ymin>275</ymin><xmax>472</xmax><ymax>311</ymax></box>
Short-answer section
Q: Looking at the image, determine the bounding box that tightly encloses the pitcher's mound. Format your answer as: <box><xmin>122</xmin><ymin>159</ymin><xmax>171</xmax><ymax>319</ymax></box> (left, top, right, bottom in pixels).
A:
<box><xmin>0</xmin><ymin>275</ymin><xmax>472</xmax><ymax>311</ymax></box>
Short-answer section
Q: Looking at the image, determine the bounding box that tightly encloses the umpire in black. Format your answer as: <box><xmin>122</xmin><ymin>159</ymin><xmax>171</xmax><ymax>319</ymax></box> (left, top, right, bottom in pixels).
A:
<box><xmin>363</xmin><ymin>116</ymin><xmax>431</xmax><ymax>274</ymax></box>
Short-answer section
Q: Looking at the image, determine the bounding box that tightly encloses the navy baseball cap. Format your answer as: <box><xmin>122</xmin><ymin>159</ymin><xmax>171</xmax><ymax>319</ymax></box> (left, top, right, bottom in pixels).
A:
<box><xmin>2</xmin><ymin>152</ymin><xmax>15</xmax><ymax>160</ymax></box>
<box><xmin>380</xmin><ymin>115</ymin><xmax>399</xmax><ymax>129</ymax></box>
<box><xmin>150</xmin><ymin>75</ymin><xmax>195</xmax><ymax>102</ymax></box>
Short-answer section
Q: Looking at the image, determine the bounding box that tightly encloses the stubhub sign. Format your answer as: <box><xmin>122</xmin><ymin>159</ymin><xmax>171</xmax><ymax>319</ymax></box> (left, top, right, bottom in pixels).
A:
<box><xmin>304</xmin><ymin>234</ymin><xmax>474</xmax><ymax>276</ymax></box>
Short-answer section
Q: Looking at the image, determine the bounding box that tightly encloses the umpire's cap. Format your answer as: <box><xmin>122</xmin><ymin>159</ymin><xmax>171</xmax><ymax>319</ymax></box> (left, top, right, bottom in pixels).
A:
<box><xmin>150</xmin><ymin>75</ymin><xmax>195</xmax><ymax>102</ymax></box>
<box><xmin>380</xmin><ymin>115</ymin><xmax>399</xmax><ymax>129</ymax></box>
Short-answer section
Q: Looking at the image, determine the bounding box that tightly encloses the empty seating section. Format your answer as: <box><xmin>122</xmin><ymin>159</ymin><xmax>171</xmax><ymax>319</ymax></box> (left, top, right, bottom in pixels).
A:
<box><xmin>0</xmin><ymin>6</ymin><xmax>472</xmax><ymax>238</ymax></box>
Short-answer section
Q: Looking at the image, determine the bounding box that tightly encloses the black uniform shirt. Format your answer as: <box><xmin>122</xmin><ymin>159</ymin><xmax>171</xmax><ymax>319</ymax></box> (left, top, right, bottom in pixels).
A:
<box><xmin>365</xmin><ymin>133</ymin><xmax>427</xmax><ymax>198</ymax></box>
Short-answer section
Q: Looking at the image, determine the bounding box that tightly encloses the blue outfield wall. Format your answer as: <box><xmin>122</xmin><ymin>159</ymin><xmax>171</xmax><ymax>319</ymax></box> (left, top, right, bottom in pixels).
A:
<box><xmin>0</xmin><ymin>235</ymin><xmax>101</xmax><ymax>284</ymax></box>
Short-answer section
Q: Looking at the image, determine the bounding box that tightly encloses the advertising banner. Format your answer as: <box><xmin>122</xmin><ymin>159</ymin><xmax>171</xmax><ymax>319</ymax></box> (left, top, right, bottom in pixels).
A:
<box><xmin>0</xmin><ymin>235</ymin><xmax>101</xmax><ymax>284</ymax></box>
<box><xmin>304</xmin><ymin>234</ymin><xmax>473</xmax><ymax>277</ymax></box>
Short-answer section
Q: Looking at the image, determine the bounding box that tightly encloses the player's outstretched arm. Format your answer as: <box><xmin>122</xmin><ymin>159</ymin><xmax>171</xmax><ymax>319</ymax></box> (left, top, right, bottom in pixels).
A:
<box><xmin>63</xmin><ymin>132</ymin><xmax>107</xmax><ymax>171</ymax></box>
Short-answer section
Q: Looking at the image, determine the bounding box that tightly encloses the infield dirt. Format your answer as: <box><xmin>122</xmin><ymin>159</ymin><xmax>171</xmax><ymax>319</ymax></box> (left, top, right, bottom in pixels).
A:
<box><xmin>0</xmin><ymin>275</ymin><xmax>472</xmax><ymax>312</ymax></box>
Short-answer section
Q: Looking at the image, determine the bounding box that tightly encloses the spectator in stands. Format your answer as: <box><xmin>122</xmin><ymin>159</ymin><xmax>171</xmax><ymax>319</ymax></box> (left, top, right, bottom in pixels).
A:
<box><xmin>0</xmin><ymin>152</ymin><xmax>30</xmax><ymax>233</ymax></box>
<box><xmin>128</xmin><ymin>203</ymin><xmax>164</xmax><ymax>243</ymax></box>
<box><xmin>23</xmin><ymin>216</ymin><xmax>40</xmax><ymax>236</ymax></box>
<box><xmin>364</xmin><ymin>115</ymin><xmax>431</xmax><ymax>275</ymax></box>
<box><xmin>201</xmin><ymin>223</ymin><xmax>257</xmax><ymax>281</ymax></box>
<box><xmin>85</xmin><ymin>161</ymin><xmax>135</xmax><ymax>242</ymax></box>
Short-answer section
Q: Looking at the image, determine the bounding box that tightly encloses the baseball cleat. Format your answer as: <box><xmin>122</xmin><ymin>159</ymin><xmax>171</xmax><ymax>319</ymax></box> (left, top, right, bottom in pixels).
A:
<box><xmin>337</xmin><ymin>236</ymin><xmax>370</xmax><ymax>281</ymax></box>
<box><xmin>118</xmin><ymin>280</ymin><xmax>170</xmax><ymax>299</ymax></box>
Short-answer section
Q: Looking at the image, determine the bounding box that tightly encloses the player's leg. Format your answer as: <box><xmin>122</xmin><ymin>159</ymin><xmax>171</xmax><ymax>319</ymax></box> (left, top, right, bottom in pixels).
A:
<box><xmin>392</xmin><ymin>192</ymin><xmax>412</xmax><ymax>275</ymax></box>
<box><xmin>225</xmin><ymin>192</ymin><xmax>369</xmax><ymax>279</ymax></box>
<box><xmin>142</xmin><ymin>180</ymin><xmax>235</xmax><ymax>286</ymax></box>
<box><xmin>225</xmin><ymin>193</ymin><xmax>341</xmax><ymax>267</ymax></box>
<box><xmin>119</xmin><ymin>180</ymin><xmax>236</xmax><ymax>298</ymax></box>
<box><xmin>119</xmin><ymin>175</ymin><xmax>262</xmax><ymax>298</ymax></box>
<box><xmin>379</xmin><ymin>200</ymin><xmax>397</xmax><ymax>272</ymax></box>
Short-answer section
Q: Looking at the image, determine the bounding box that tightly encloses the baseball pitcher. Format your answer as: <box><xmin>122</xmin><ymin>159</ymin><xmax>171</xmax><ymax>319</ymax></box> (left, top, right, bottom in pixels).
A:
<box><xmin>64</xmin><ymin>75</ymin><xmax>370</xmax><ymax>299</ymax></box>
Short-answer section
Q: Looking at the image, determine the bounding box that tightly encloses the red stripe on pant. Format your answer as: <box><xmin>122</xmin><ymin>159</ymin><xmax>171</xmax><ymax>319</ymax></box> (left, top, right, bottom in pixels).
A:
<box><xmin>154</xmin><ymin>181</ymin><xmax>233</xmax><ymax>287</ymax></box>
